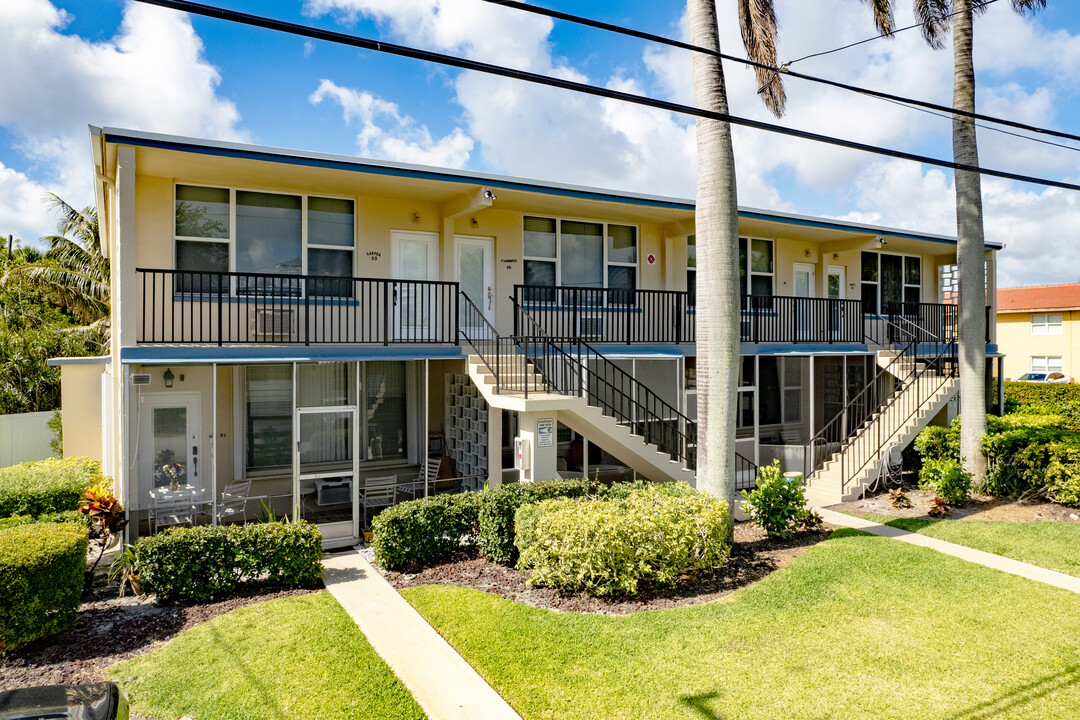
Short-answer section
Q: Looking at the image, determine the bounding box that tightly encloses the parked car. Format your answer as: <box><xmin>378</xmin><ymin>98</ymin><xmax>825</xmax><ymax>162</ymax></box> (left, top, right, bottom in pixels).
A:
<box><xmin>0</xmin><ymin>682</ymin><xmax>127</xmax><ymax>720</ymax></box>
<box><xmin>1015</xmin><ymin>372</ymin><xmax>1072</xmax><ymax>384</ymax></box>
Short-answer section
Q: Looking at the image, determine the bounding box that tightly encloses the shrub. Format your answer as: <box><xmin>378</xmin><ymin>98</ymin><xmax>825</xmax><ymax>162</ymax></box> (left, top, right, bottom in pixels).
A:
<box><xmin>134</xmin><ymin>522</ymin><xmax>323</xmax><ymax>602</ymax></box>
<box><xmin>1005</xmin><ymin>382</ymin><xmax>1080</xmax><ymax>430</ymax></box>
<box><xmin>0</xmin><ymin>510</ymin><xmax>89</xmax><ymax>532</ymax></box>
<box><xmin>0</xmin><ymin>457</ymin><xmax>106</xmax><ymax>518</ymax></box>
<box><xmin>370</xmin><ymin>491</ymin><xmax>481</xmax><ymax>571</ymax></box>
<box><xmin>1045</xmin><ymin>443</ymin><xmax>1080</xmax><ymax>508</ymax></box>
<box><xmin>918</xmin><ymin>457</ymin><xmax>972</xmax><ymax>506</ymax></box>
<box><xmin>0</xmin><ymin>523</ymin><xmax>88</xmax><ymax>654</ymax></box>
<box><xmin>913</xmin><ymin>423</ymin><xmax>960</xmax><ymax>463</ymax></box>
<box><xmin>477</xmin><ymin>478</ymin><xmax>600</xmax><ymax>564</ymax></box>
<box><xmin>515</xmin><ymin>487</ymin><xmax>732</xmax><ymax>597</ymax></box>
<box><xmin>979</xmin><ymin>462</ymin><xmax>1031</xmax><ymax>498</ymax></box>
<box><xmin>740</xmin><ymin>460</ymin><xmax>809</xmax><ymax>540</ymax></box>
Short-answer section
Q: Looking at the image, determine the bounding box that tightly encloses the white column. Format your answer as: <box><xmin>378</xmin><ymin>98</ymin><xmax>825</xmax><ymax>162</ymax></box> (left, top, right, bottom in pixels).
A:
<box><xmin>519</xmin><ymin>411</ymin><xmax>558</xmax><ymax>483</ymax></box>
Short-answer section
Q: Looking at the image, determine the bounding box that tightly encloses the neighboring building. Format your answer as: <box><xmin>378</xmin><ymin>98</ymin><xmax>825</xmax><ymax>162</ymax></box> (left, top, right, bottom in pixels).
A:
<box><xmin>996</xmin><ymin>283</ymin><xmax>1080</xmax><ymax>382</ymax></box>
<box><xmin>51</xmin><ymin>127</ymin><xmax>1003</xmax><ymax>546</ymax></box>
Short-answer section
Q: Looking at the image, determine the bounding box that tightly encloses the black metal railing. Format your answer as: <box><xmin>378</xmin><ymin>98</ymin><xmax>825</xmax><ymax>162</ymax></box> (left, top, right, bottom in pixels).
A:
<box><xmin>740</xmin><ymin>294</ymin><xmax>864</xmax><ymax>344</ymax></box>
<box><xmin>804</xmin><ymin>317</ymin><xmax>958</xmax><ymax>495</ymax></box>
<box><xmin>736</xmin><ymin>450</ymin><xmax>759</xmax><ymax>491</ymax></box>
<box><xmin>513</xmin><ymin>285</ymin><xmax>693</xmax><ymax>344</ymax></box>
<box><xmin>885</xmin><ymin>302</ymin><xmax>958</xmax><ymax>344</ymax></box>
<box><xmin>513</xmin><ymin>285</ymin><xmax>865</xmax><ymax>345</ymax></box>
<box><xmin>137</xmin><ymin>269</ymin><xmax>458</xmax><ymax>345</ymax></box>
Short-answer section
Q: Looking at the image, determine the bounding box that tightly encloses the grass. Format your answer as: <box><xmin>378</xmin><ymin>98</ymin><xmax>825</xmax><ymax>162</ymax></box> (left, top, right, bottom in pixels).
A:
<box><xmin>403</xmin><ymin>529</ymin><xmax>1080</xmax><ymax>720</ymax></box>
<box><xmin>855</xmin><ymin>514</ymin><xmax>1080</xmax><ymax>577</ymax></box>
<box><xmin>107</xmin><ymin>592</ymin><xmax>425</xmax><ymax>720</ymax></box>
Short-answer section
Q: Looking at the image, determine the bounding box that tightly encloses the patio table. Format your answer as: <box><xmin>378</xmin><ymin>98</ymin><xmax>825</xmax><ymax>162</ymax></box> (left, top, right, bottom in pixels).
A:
<box><xmin>149</xmin><ymin>485</ymin><xmax>208</xmax><ymax>532</ymax></box>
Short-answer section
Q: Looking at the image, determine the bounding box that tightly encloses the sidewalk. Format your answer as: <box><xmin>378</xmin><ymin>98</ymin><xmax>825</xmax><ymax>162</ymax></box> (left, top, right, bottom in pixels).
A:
<box><xmin>816</xmin><ymin>507</ymin><xmax>1080</xmax><ymax>595</ymax></box>
<box><xmin>322</xmin><ymin>550</ymin><xmax>523</xmax><ymax>720</ymax></box>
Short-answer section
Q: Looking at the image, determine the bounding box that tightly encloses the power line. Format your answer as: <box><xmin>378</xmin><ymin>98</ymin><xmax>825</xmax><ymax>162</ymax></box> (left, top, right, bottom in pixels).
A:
<box><xmin>474</xmin><ymin>0</ymin><xmax>1080</xmax><ymax>147</ymax></box>
<box><xmin>133</xmin><ymin>0</ymin><xmax>1080</xmax><ymax>194</ymax></box>
<box><xmin>785</xmin><ymin>0</ymin><xmax>1002</xmax><ymax>65</ymax></box>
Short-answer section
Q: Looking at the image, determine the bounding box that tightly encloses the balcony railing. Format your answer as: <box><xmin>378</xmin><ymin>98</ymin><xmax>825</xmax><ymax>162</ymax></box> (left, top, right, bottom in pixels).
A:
<box><xmin>137</xmin><ymin>269</ymin><xmax>459</xmax><ymax>345</ymax></box>
<box><xmin>513</xmin><ymin>285</ymin><xmax>864</xmax><ymax>345</ymax></box>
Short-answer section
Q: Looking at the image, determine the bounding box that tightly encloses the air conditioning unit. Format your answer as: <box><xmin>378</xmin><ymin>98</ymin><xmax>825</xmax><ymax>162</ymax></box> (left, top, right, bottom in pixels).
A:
<box><xmin>577</xmin><ymin>315</ymin><xmax>604</xmax><ymax>340</ymax></box>
<box><xmin>251</xmin><ymin>308</ymin><xmax>297</xmax><ymax>340</ymax></box>
<box><xmin>130</xmin><ymin>373</ymin><xmax>151</xmax><ymax>386</ymax></box>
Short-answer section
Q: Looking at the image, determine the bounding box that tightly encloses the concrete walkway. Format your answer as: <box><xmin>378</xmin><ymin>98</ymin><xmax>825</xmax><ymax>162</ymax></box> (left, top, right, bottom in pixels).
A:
<box><xmin>322</xmin><ymin>550</ymin><xmax>523</xmax><ymax>720</ymax></box>
<box><xmin>817</xmin><ymin>507</ymin><xmax>1080</xmax><ymax>595</ymax></box>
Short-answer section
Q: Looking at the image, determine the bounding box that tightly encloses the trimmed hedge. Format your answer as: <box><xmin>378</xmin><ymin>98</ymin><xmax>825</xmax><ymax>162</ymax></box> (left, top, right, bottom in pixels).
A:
<box><xmin>1004</xmin><ymin>382</ymin><xmax>1080</xmax><ymax>430</ymax></box>
<box><xmin>371</xmin><ymin>492</ymin><xmax>481</xmax><ymax>571</ymax></box>
<box><xmin>515</xmin><ymin>487</ymin><xmax>733</xmax><ymax>597</ymax></box>
<box><xmin>1045</xmin><ymin>443</ymin><xmax>1080</xmax><ymax>508</ymax></box>
<box><xmin>134</xmin><ymin>522</ymin><xmax>323</xmax><ymax>603</ymax></box>
<box><xmin>0</xmin><ymin>457</ymin><xmax>106</xmax><ymax>518</ymax></box>
<box><xmin>0</xmin><ymin>510</ymin><xmax>89</xmax><ymax>532</ymax></box>
<box><xmin>477</xmin><ymin>478</ymin><xmax>602</xmax><ymax>565</ymax></box>
<box><xmin>0</xmin><ymin>522</ymin><xmax>89</xmax><ymax>654</ymax></box>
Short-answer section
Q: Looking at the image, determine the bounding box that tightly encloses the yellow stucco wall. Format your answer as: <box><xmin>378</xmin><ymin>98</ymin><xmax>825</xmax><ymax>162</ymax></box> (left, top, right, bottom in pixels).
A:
<box><xmin>996</xmin><ymin>310</ymin><xmax>1080</xmax><ymax>380</ymax></box>
<box><xmin>60</xmin><ymin>364</ymin><xmax>106</xmax><ymax>463</ymax></box>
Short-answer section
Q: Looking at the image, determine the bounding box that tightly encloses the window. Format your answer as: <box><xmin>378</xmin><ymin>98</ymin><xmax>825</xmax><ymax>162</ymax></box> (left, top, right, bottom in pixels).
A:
<box><xmin>1031</xmin><ymin>356</ymin><xmax>1064</xmax><ymax>373</ymax></box>
<box><xmin>862</xmin><ymin>251</ymin><xmax>920</xmax><ymax>314</ymax></box>
<box><xmin>758</xmin><ymin>356</ymin><xmax>801</xmax><ymax>427</ymax></box>
<box><xmin>522</xmin><ymin>216</ymin><xmax>638</xmax><ymax>301</ymax></box>
<box><xmin>1031</xmin><ymin>314</ymin><xmax>1063</xmax><ymax>335</ymax></box>
<box><xmin>688</xmin><ymin>236</ymin><xmax>772</xmax><ymax>308</ymax></box>
<box><xmin>174</xmin><ymin>185</ymin><xmax>355</xmax><ymax>297</ymax></box>
<box><xmin>243</xmin><ymin>361</ymin><xmax>408</xmax><ymax>474</ymax></box>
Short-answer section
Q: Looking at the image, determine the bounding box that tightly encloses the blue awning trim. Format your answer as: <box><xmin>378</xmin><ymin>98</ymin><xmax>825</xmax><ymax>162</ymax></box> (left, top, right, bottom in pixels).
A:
<box><xmin>121</xmin><ymin>345</ymin><xmax>466</xmax><ymax>365</ymax></box>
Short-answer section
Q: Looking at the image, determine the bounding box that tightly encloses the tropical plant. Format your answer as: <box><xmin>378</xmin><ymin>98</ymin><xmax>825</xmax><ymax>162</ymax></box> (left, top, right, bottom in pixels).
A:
<box><xmin>870</xmin><ymin>1</ymin><xmax>1047</xmax><ymax>485</ymax></box>
<box><xmin>78</xmin><ymin>483</ymin><xmax>128</xmax><ymax>576</ymax></box>
<box><xmin>687</xmin><ymin>1</ymin><xmax>899</xmax><ymax>512</ymax></box>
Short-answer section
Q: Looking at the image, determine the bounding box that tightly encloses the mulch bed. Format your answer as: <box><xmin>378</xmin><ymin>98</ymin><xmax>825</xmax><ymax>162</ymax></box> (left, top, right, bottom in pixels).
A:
<box><xmin>830</xmin><ymin>489</ymin><xmax>1080</xmax><ymax>523</ymax></box>
<box><xmin>0</xmin><ymin>583</ymin><xmax>320</xmax><ymax>690</ymax></box>
<box><xmin>379</xmin><ymin>522</ymin><xmax>833</xmax><ymax>615</ymax></box>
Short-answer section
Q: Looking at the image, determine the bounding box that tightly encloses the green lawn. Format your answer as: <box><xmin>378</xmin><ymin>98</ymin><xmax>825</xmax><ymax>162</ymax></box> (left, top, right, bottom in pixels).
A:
<box><xmin>107</xmin><ymin>592</ymin><xmax>425</xmax><ymax>720</ymax></box>
<box><xmin>855</xmin><ymin>514</ymin><xmax>1080</xmax><ymax>577</ymax></box>
<box><xmin>404</xmin><ymin>529</ymin><xmax>1080</xmax><ymax>720</ymax></box>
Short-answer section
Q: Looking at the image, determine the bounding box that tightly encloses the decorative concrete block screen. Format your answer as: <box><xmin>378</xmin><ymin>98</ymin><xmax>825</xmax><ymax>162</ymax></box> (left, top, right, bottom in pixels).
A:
<box><xmin>445</xmin><ymin>374</ymin><xmax>487</xmax><ymax>491</ymax></box>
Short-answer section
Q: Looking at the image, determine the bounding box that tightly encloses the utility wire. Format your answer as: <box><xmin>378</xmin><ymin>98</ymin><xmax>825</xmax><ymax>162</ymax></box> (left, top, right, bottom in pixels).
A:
<box><xmin>786</xmin><ymin>0</ymin><xmax>1001</xmax><ymax>65</ymax></box>
<box><xmin>133</xmin><ymin>0</ymin><xmax>1080</xmax><ymax>194</ymax></box>
<box><xmin>475</xmin><ymin>0</ymin><xmax>1080</xmax><ymax>147</ymax></box>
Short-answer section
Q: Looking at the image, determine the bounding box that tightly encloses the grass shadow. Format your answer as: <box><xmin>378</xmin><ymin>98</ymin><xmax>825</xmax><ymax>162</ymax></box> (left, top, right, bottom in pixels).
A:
<box><xmin>678</xmin><ymin>691</ymin><xmax>729</xmax><ymax>720</ymax></box>
<box><xmin>948</xmin><ymin>665</ymin><xmax>1080</xmax><ymax>720</ymax></box>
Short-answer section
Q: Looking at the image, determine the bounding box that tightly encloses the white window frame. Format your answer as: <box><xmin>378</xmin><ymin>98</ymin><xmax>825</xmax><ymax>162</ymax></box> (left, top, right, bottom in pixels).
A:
<box><xmin>522</xmin><ymin>215</ymin><xmax>639</xmax><ymax>296</ymax></box>
<box><xmin>1031</xmin><ymin>356</ymin><xmax>1064</xmax><ymax>374</ymax></box>
<box><xmin>173</xmin><ymin>183</ymin><xmax>357</xmax><ymax>293</ymax></box>
<box><xmin>740</xmin><ymin>237</ymin><xmax>775</xmax><ymax>297</ymax></box>
<box><xmin>1031</xmin><ymin>314</ymin><xmax>1063</xmax><ymax>335</ymax></box>
<box><xmin>861</xmin><ymin>251</ymin><xmax>921</xmax><ymax>313</ymax></box>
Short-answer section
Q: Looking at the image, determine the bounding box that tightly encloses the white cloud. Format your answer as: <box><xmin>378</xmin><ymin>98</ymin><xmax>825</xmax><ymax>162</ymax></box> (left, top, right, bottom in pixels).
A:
<box><xmin>0</xmin><ymin>0</ymin><xmax>246</xmax><ymax>243</ymax></box>
<box><xmin>310</xmin><ymin>79</ymin><xmax>473</xmax><ymax>167</ymax></box>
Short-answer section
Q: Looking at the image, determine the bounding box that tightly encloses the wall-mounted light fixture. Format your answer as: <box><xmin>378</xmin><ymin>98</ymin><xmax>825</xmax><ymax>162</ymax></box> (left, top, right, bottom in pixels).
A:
<box><xmin>804</xmin><ymin>249</ymin><xmax>811</xmax><ymax>257</ymax></box>
<box><xmin>470</xmin><ymin>217</ymin><xmax>479</xmax><ymax>228</ymax></box>
<box><xmin>482</xmin><ymin>187</ymin><xmax>497</xmax><ymax>200</ymax></box>
<box><xmin>163</xmin><ymin>368</ymin><xmax>175</xmax><ymax>388</ymax></box>
<box><xmin>832</xmin><ymin>252</ymin><xmax>840</xmax><ymax>261</ymax></box>
<box><xmin>412</xmin><ymin>211</ymin><xmax>421</xmax><ymax>223</ymax></box>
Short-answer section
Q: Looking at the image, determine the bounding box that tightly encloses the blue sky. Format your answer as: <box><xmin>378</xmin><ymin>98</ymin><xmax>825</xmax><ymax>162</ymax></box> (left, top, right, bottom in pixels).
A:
<box><xmin>1</xmin><ymin>0</ymin><xmax>1079</xmax><ymax>287</ymax></box>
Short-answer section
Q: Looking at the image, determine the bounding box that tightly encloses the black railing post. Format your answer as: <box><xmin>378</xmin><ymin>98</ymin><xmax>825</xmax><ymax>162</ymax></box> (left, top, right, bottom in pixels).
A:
<box><xmin>383</xmin><ymin>281</ymin><xmax>391</xmax><ymax>347</ymax></box>
<box><xmin>217</xmin><ymin>275</ymin><xmax>224</xmax><ymax>347</ymax></box>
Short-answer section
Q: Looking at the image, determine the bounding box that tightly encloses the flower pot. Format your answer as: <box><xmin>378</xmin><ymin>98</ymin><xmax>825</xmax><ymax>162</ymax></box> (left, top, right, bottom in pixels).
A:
<box><xmin>362</xmin><ymin>531</ymin><xmax>374</xmax><ymax>544</ymax></box>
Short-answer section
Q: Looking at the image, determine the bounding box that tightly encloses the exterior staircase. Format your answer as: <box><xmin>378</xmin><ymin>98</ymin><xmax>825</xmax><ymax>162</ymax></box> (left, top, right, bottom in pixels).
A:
<box><xmin>804</xmin><ymin>333</ymin><xmax>959</xmax><ymax>506</ymax></box>
<box><xmin>465</xmin><ymin>354</ymin><xmax>698</xmax><ymax>485</ymax></box>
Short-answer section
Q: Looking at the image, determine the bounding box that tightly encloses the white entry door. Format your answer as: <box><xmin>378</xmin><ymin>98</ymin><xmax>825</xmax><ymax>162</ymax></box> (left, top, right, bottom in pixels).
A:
<box><xmin>793</xmin><ymin>262</ymin><xmax>816</xmax><ymax>340</ymax></box>
<box><xmin>456</xmin><ymin>235</ymin><xmax>495</xmax><ymax>339</ymax></box>
<box><xmin>138</xmin><ymin>392</ymin><xmax>201</xmax><ymax>507</ymax></box>
<box><xmin>827</xmin><ymin>265</ymin><xmax>846</xmax><ymax>338</ymax></box>
<box><xmin>391</xmin><ymin>231</ymin><xmax>439</xmax><ymax>340</ymax></box>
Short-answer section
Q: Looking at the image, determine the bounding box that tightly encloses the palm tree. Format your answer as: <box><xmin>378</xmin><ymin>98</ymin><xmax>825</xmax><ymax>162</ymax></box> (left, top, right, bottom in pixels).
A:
<box><xmin>7</xmin><ymin>194</ymin><xmax>110</xmax><ymax>341</ymax></box>
<box><xmin>874</xmin><ymin>0</ymin><xmax>1046</xmax><ymax>483</ymax></box>
<box><xmin>688</xmin><ymin>0</ymin><xmax>785</xmax><ymax>509</ymax></box>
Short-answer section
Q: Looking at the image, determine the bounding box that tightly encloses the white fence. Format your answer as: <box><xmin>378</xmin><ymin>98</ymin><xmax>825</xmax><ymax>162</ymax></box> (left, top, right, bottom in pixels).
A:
<box><xmin>0</xmin><ymin>411</ymin><xmax>56</xmax><ymax>466</ymax></box>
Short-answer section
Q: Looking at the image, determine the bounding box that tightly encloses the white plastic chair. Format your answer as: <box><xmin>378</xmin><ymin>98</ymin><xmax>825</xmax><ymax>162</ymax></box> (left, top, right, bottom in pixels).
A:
<box><xmin>216</xmin><ymin>479</ymin><xmax>253</xmax><ymax>525</ymax></box>
<box><xmin>362</xmin><ymin>475</ymin><xmax>398</xmax><ymax>522</ymax></box>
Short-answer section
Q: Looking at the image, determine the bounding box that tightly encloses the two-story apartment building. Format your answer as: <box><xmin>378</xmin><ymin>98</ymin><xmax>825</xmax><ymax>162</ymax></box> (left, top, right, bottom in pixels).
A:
<box><xmin>996</xmin><ymin>283</ymin><xmax>1079</xmax><ymax>382</ymax></box>
<box><xmin>52</xmin><ymin>127</ymin><xmax>1003</xmax><ymax>547</ymax></box>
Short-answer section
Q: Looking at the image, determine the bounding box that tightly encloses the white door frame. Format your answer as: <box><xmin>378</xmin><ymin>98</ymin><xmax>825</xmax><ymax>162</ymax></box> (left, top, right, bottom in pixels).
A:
<box><xmin>793</xmin><ymin>262</ymin><xmax>816</xmax><ymax>340</ymax></box>
<box><xmin>827</xmin><ymin>265</ymin><xmax>846</xmax><ymax>299</ymax></box>
<box><xmin>827</xmin><ymin>265</ymin><xmax>847</xmax><ymax>339</ymax></box>
<box><xmin>138</xmin><ymin>391</ymin><xmax>202</xmax><ymax>508</ymax></box>
<box><xmin>391</xmin><ymin>230</ymin><xmax>440</xmax><ymax>340</ymax></box>
<box><xmin>455</xmin><ymin>234</ymin><xmax>495</xmax><ymax>334</ymax></box>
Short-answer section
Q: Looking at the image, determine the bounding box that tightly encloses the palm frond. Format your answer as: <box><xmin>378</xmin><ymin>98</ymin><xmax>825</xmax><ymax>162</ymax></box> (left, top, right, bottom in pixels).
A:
<box><xmin>913</xmin><ymin>0</ymin><xmax>952</xmax><ymax>49</ymax></box>
<box><xmin>1009</xmin><ymin>0</ymin><xmax>1046</xmax><ymax>15</ymax></box>
<box><xmin>861</xmin><ymin>0</ymin><xmax>896</xmax><ymax>36</ymax></box>
<box><xmin>737</xmin><ymin>0</ymin><xmax>786</xmax><ymax>118</ymax></box>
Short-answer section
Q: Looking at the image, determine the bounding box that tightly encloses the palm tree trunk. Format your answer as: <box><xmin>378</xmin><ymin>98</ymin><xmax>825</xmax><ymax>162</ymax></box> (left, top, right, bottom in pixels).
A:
<box><xmin>953</xmin><ymin>0</ymin><xmax>987</xmax><ymax>483</ymax></box>
<box><xmin>688</xmin><ymin>0</ymin><xmax>740</xmax><ymax>512</ymax></box>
